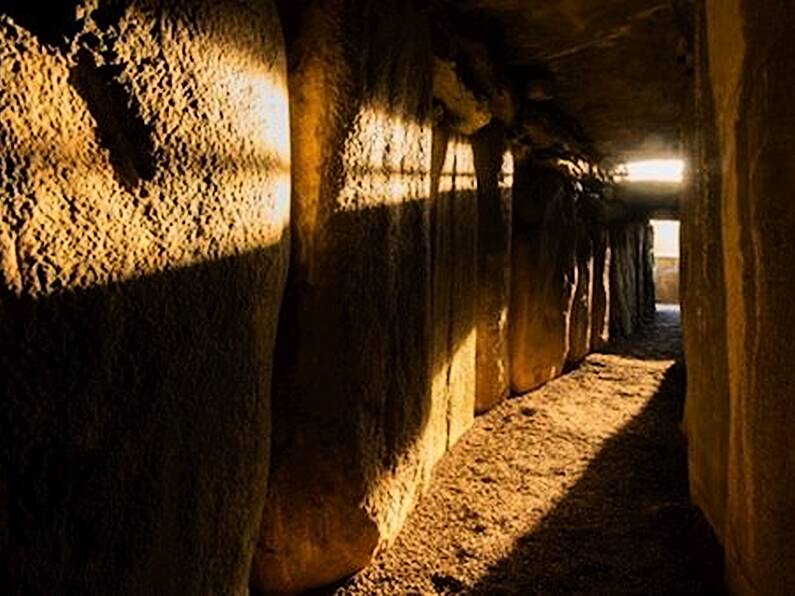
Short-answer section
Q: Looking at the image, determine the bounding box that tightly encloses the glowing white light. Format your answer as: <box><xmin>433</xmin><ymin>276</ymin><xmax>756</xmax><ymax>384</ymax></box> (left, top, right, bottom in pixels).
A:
<box><xmin>622</xmin><ymin>159</ymin><xmax>684</xmax><ymax>183</ymax></box>
<box><xmin>652</xmin><ymin>220</ymin><xmax>680</xmax><ymax>258</ymax></box>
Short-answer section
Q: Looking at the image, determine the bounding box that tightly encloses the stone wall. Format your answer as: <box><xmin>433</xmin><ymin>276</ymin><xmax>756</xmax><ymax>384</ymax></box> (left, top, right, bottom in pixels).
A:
<box><xmin>509</xmin><ymin>159</ymin><xmax>652</xmax><ymax>395</ymax></box>
<box><xmin>590</xmin><ymin>225</ymin><xmax>612</xmax><ymax>350</ymax></box>
<box><xmin>473</xmin><ymin>124</ymin><xmax>514</xmax><ymax>413</ymax></box>
<box><xmin>253</xmin><ymin>1</ymin><xmax>437</xmax><ymax>591</ymax></box>
<box><xmin>680</xmin><ymin>0</ymin><xmax>730</xmax><ymax>549</ymax></box>
<box><xmin>609</xmin><ymin>222</ymin><xmax>655</xmax><ymax>339</ymax></box>
<box><xmin>567</xmin><ymin>217</ymin><xmax>595</xmax><ymax>365</ymax></box>
<box><xmin>509</xmin><ymin>161</ymin><xmax>577</xmax><ymax>394</ymax></box>
<box><xmin>429</xmin><ymin>128</ymin><xmax>479</xmax><ymax>459</ymax></box>
<box><xmin>0</xmin><ymin>2</ymin><xmax>665</xmax><ymax>593</ymax></box>
<box><xmin>682</xmin><ymin>1</ymin><xmax>795</xmax><ymax>592</ymax></box>
<box><xmin>0</xmin><ymin>1</ymin><xmax>290</xmax><ymax>594</ymax></box>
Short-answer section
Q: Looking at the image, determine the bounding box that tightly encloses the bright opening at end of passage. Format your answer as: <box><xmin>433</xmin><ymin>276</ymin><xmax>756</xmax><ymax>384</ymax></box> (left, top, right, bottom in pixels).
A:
<box><xmin>617</xmin><ymin>159</ymin><xmax>685</xmax><ymax>183</ymax></box>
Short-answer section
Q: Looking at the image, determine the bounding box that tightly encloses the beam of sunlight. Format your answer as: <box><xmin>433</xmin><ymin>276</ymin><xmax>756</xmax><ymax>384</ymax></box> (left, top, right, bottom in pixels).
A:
<box><xmin>618</xmin><ymin>159</ymin><xmax>684</xmax><ymax>183</ymax></box>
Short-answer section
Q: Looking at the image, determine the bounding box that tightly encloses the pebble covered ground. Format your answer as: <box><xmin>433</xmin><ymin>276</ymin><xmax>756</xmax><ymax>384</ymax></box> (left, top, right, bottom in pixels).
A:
<box><xmin>320</xmin><ymin>306</ymin><xmax>725</xmax><ymax>595</ymax></box>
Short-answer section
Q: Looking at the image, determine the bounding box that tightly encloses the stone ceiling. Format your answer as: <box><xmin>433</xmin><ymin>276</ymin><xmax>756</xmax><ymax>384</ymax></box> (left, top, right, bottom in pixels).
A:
<box><xmin>457</xmin><ymin>0</ymin><xmax>691</xmax><ymax>164</ymax></box>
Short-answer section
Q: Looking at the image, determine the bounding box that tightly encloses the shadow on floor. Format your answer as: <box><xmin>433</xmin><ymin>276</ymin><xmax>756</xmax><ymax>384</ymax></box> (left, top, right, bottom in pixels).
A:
<box><xmin>465</xmin><ymin>361</ymin><xmax>726</xmax><ymax>595</ymax></box>
<box><xmin>599</xmin><ymin>305</ymin><xmax>682</xmax><ymax>362</ymax></box>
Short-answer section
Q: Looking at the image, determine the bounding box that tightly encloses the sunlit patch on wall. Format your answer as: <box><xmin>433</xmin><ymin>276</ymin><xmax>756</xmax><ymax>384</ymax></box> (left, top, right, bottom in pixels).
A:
<box><xmin>1</xmin><ymin>18</ymin><xmax>292</xmax><ymax>298</ymax></box>
<box><xmin>500</xmin><ymin>151</ymin><xmax>514</xmax><ymax>190</ymax></box>
<box><xmin>439</xmin><ymin>138</ymin><xmax>476</xmax><ymax>194</ymax></box>
<box><xmin>337</xmin><ymin>106</ymin><xmax>432</xmax><ymax>210</ymax></box>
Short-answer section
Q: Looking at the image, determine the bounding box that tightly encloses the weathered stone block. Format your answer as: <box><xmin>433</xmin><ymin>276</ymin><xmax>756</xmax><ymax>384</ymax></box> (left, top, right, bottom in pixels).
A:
<box><xmin>509</xmin><ymin>162</ymin><xmax>577</xmax><ymax>394</ymax></box>
<box><xmin>428</xmin><ymin>127</ymin><xmax>478</xmax><ymax>464</ymax></box>
<box><xmin>684</xmin><ymin>2</ymin><xmax>795</xmax><ymax>592</ymax></box>
<box><xmin>609</xmin><ymin>222</ymin><xmax>647</xmax><ymax>339</ymax></box>
<box><xmin>253</xmin><ymin>1</ymin><xmax>436</xmax><ymax>592</ymax></box>
<box><xmin>473</xmin><ymin>124</ymin><xmax>513</xmax><ymax>412</ymax></box>
<box><xmin>0</xmin><ymin>2</ymin><xmax>290</xmax><ymax>593</ymax></box>
<box><xmin>680</xmin><ymin>0</ymin><xmax>730</xmax><ymax>551</ymax></box>
<box><xmin>567</xmin><ymin>222</ymin><xmax>594</xmax><ymax>365</ymax></box>
<box><xmin>590</xmin><ymin>226</ymin><xmax>611</xmax><ymax>350</ymax></box>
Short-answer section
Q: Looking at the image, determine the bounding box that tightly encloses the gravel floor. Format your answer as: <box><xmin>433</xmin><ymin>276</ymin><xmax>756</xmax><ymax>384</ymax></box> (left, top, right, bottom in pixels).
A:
<box><xmin>320</xmin><ymin>306</ymin><xmax>725</xmax><ymax>595</ymax></box>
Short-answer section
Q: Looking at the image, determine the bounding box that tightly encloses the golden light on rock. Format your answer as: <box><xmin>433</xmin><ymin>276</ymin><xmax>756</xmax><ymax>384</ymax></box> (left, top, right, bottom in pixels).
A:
<box><xmin>337</xmin><ymin>106</ymin><xmax>432</xmax><ymax>210</ymax></box>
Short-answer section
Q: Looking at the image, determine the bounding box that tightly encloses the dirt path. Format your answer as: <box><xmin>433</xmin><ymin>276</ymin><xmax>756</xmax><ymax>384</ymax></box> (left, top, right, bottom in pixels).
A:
<box><xmin>322</xmin><ymin>306</ymin><xmax>725</xmax><ymax>595</ymax></box>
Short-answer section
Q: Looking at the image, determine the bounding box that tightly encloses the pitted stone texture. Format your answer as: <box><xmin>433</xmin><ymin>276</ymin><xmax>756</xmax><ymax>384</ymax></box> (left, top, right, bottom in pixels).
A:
<box><xmin>567</xmin><ymin>222</ymin><xmax>594</xmax><ymax>365</ymax></box>
<box><xmin>509</xmin><ymin>163</ymin><xmax>577</xmax><ymax>394</ymax></box>
<box><xmin>609</xmin><ymin>222</ymin><xmax>652</xmax><ymax>339</ymax></box>
<box><xmin>473</xmin><ymin>124</ymin><xmax>513</xmax><ymax>413</ymax></box>
<box><xmin>428</xmin><ymin>128</ymin><xmax>478</xmax><ymax>466</ymax></box>
<box><xmin>683</xmin><ymin>2</ymin><xmax>795</xmax><ymax>593</ymax></box>
<box><xmin>0</xmin><ymin>1</ymin><xmax>290</xmax><ymax>594</ymax></box>
<box><xmin>680</xmin><ymin>0</ymin><xmax>729</xmax><ymax>547</ymax></box>
<box><xmin>590</xmin><ymin>225</ymin><xmax>611</xmax><ymax>350</ymax></box>
<box><xmin>253</xmin><ymin>1</ymin><xmax>435</xmax><ymax>592</ymax></box>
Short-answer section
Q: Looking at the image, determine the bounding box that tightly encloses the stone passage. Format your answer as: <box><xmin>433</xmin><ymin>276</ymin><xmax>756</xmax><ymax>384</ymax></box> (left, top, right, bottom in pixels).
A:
<box><xmin>330</xmin><ymin>307</ymin><xmax>725</xmax><ymax>595</ymax></box>
<box><xmin>3</xmin><ymin>2</ymin><xmax>793</xmax><ymax>593</ymax></box>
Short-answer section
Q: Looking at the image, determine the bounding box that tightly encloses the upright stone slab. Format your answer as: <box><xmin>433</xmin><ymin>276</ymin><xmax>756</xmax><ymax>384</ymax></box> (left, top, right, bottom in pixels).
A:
<box><xmin>473</xmin><ymin>124</ymin><xmax>513</xmax><ymax>412</ymax></box>
<box><xmin>253</xmin><ymin>1</ymin><xmax>435</xmax><ymax>592</ymax></box>
<box><xmin>590</xmin><ymin>226</ymin><xmax>611</xmax><ymax>350</ymax></box>
<box><xmin>428</xmin><ymin>127</ymin><xmax>478</xmax><ymax>465</ymax></box>
<box><xmin>681</xmin><ymin>0</ymin><xmax>730</xmax><ymax>546</ymax></box>
<box><xmin>609</xmin><ymin>222</ymin><xmax>645</xmax><ymax>338</ymax></box>
<box><xmin>510</xmin><ymin>161</ymin><xmax>577</xmax><ymax>394</ymax></box>
<box><xmin>0</xmin><ymin>2</ymin><xmax>290</xmax><ymax>593</ymax></box>
<box><xmin>567</xmin><ymin>220</ymin><xmax>594</xmax><ymax>365</ymax></box>
<box><xmin>687</xmin><ymin>2</ymin><xmax>795</xmax><ymax>592</ymax></box>
<box><xmin>640</xmin><ymin>223</ymin><xmax>656</xmax><ymax>320</ymax></box>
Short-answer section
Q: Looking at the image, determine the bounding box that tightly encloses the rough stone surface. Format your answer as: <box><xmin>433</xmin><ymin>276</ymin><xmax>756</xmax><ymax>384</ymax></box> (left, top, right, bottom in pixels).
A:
<box><xmin>641</xmin><ymin>221</ymin><xmax>656</xmax><ymax>319</ymax></box>
<box><xmin>590</xmin><ymin>225</ymin><xmax>611</xmax><ymax>350</ymax></box>
<box><xmin>0</xmin><ymin>1</ymin><xmax>290</xmax><ymax>593</ymax></box>
<box><xmin>429</xmin><ymin>128</ymin><xmax>478</xmax><ymax>460</ymax></box>
<box><xmin>433</xmin><ymin>59</ymin><xmax>492</xmax><ymax>136</ymax></box>
<box><xmin>567</xmin><ymin>220</ymin><xmax>594</xmax><ymax>365</ymax></box>
<box><xmin>322</xmin><ymin>308</ymin><xmax>725</xmax><ymax>596</ymax></box>
<box><xmin>509</xmin><ymin>162</ymin><xmax>577</xmax><ymax>394</ymax></box>
<box><xmin>683</xmin><ymin>1</ymin><xmax>795</xmax><ymax>593</ymax></box>
<box><xmin>610</xmin><ymin>223</ymin><xmax>638</xmax><ymax>339</ymax></box>
<box><xmin>473</xmin><ymin>124</ymin><xmax>513</xmax><ymax>413</ymax></box>
<box><xmin>609</xmin><ymin>222</ymin><xmax>654</xmax><ymax>339</ymax></box>
<box><xmin>253</xmin><ymin>1</ymin><xmax>436</xmax><ymax>592</ymax></box>
<box><xmin>680</xmin><ymin>0</ymin><xmax>730</xmax><ymax>548</ymax></box>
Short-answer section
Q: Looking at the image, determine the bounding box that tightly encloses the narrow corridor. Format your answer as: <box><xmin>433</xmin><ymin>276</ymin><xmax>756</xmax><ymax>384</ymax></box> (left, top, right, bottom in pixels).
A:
<box><xmin>6</xmin><ymin>3</ymin><xmax>795</xmax><ymax>593</ymax></box>
<box><xmin>330</xmin><ymin>307</ymin><xmax>725</xmax><ymax>595</ymax></box>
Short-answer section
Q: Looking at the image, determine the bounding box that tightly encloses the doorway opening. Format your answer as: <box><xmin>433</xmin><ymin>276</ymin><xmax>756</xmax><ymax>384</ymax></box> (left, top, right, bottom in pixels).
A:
<box><xmin>651</xmin><ymin>219</ymin><xmax>680</xmax><ymax>306</ymax></box>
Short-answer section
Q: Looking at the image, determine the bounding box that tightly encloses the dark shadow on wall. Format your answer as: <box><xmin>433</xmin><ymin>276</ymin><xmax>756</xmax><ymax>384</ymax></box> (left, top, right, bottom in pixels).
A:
<box><xmin>465</xmin><ymin>361</ymin><xmax>726</xmax><ymax>595</ymax></box>
<box><xmin>267</xmin><ymin>189</ymin><xmax>479</xmax><ymax>493</ymax></box>
<box><xmin>256</xmin><ymin>174</ymin><xmax>484</xmax><ymax>590</ymax></box>
<box><xmin>0</xmin><ymin>241</ymin><xmax>287</xmax><ymax>594</ymax></box>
